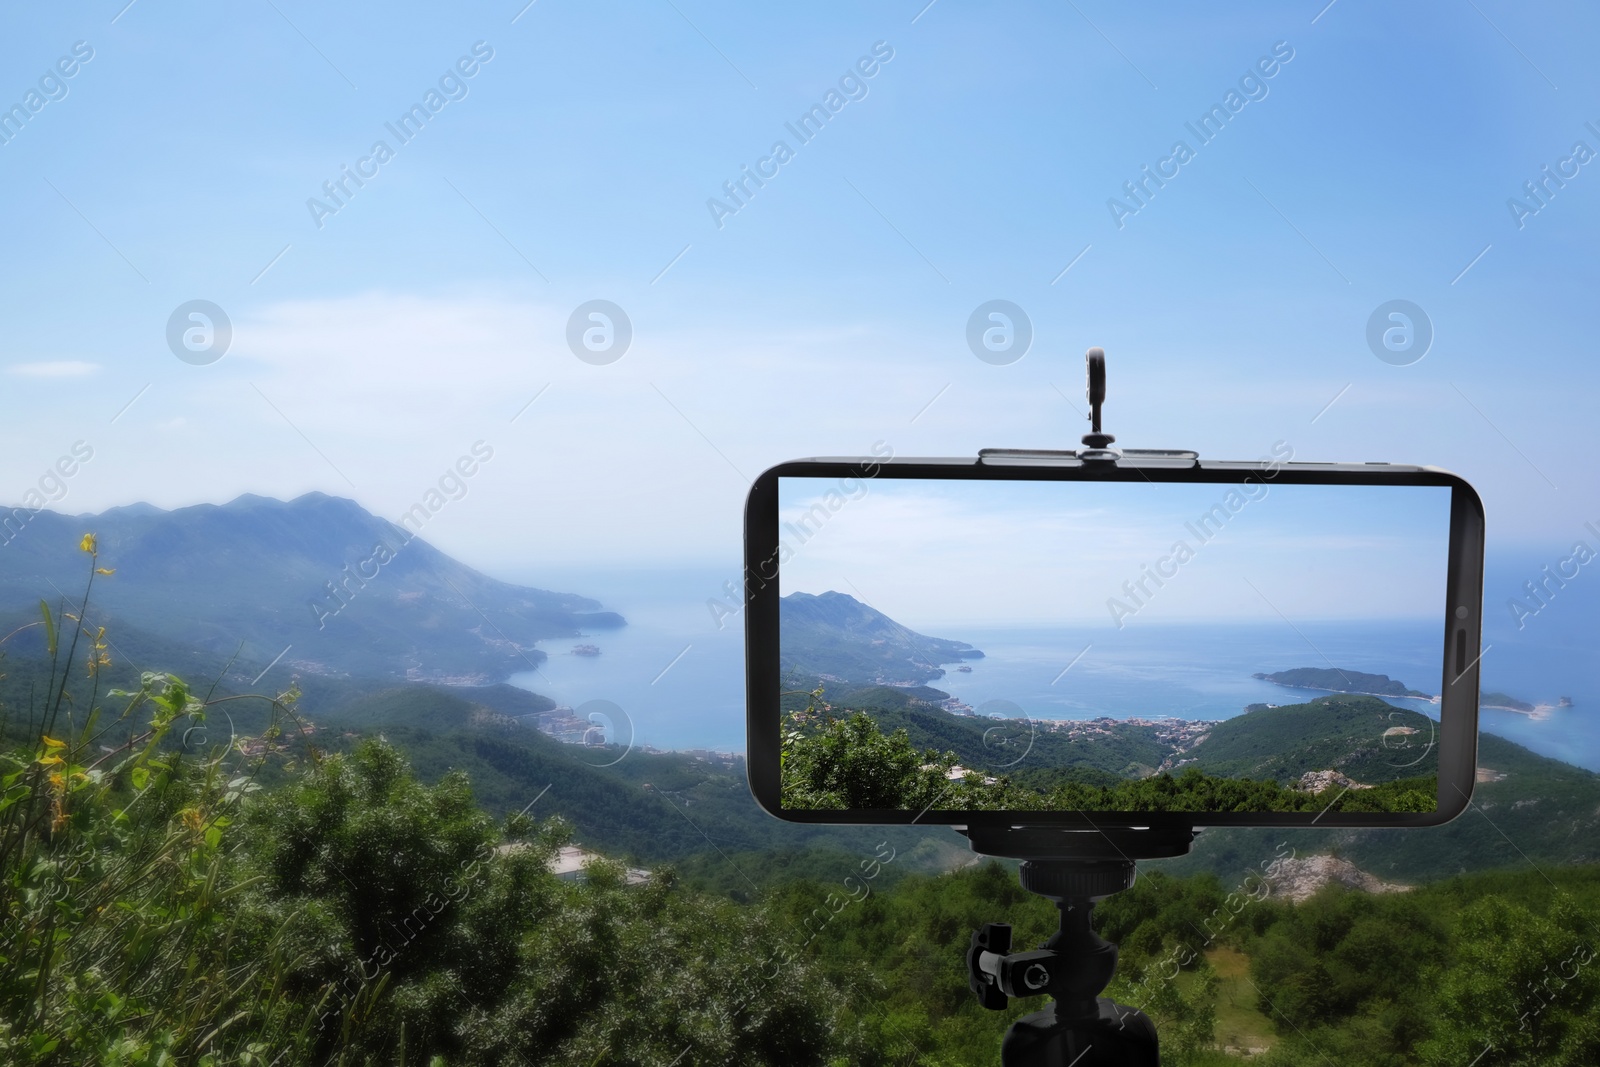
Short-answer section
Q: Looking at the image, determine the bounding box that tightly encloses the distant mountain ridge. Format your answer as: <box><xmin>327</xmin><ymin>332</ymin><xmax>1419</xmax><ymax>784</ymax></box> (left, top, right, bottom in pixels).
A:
<box><xmin>779</xmin><ymin>591</ymin><xmax>982</xmax><ymax>685</ymax></box>
<box><xmin>0</xmin><ymin>492</ymin><xmax>622</xmax><ymax>684</ymax></box>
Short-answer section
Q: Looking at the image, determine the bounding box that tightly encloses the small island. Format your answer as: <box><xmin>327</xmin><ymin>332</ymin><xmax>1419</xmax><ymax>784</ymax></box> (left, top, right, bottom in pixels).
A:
<box><xmin>1254</xmin><ymin>667</ymin><xmax>1430</xmax><ymax>700</ymax></box>
<box><xmin>1479</xmin><ymin>690</ymin><xmax>1534</xmax><ymax>713</ymax></box>
<box><xmin>572</xmin><ymin>644</ymin><xmax>600</xmax><ymax>657</ymax></box>
<box><xmin>1478</xmin><ymin>690</ymin><xmax>1568</xmax><ymax>720</ymax></box>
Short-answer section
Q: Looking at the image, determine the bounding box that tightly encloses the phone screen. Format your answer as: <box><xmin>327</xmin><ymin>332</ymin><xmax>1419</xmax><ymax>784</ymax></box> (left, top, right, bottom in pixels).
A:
<box><xmin>774</xmin><ymin>474</ymin><xmax>1456</xmax><ymax>815</ymax></box>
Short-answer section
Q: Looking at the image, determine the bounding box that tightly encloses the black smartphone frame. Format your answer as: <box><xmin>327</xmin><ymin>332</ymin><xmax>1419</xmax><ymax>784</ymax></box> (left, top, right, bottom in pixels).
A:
<box><xmin>744</xmin><ymin>454</ymin><xmax>1485</xmax><ymax>829</ymax></box>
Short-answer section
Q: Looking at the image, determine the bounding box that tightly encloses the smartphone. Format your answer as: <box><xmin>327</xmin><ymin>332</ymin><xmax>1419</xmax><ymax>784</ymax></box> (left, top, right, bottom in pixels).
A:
<box><xmin>743</xmin><ymin>451</ymin><xmax>1485</xmax><ymax>830</ymax></box>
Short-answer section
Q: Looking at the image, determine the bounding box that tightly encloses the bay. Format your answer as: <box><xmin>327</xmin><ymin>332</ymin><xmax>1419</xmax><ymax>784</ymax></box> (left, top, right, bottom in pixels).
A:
<box><xmin>499</xmin><ymin>563</ymin><xmax>1600</xmax><ymax>772</ymax></box>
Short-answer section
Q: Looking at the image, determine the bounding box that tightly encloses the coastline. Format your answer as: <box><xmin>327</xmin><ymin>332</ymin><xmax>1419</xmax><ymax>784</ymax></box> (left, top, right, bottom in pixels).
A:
<box><xmin>1265</xmin><ymin>682</ymin><xmax>1436</xmax><ymax>703</ymax></box>
<box><xmin>1483</xmin><ymin>702</ymin><xmax>1555</xmax><ymax>721</ymax></box>
<box><xmin>1268</xmin><ymin>682</ymin><xmax>1558</xmax><ymax>721</ymax></box>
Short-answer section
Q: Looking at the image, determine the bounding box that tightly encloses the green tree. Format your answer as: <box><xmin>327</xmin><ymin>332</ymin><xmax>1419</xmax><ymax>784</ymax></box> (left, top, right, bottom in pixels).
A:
<box><xmin>1417</xmin><ymin>896</ymin><xmax>1600</xmax><ymax>1067</ymax></box>
<box><xmin>781</xmin><ymin>708</ymin><xmax>966</xmax><ymax>810</ymax></box>
<box><xmin>232</xmin><ymin>736</ymin><xmax>872</xmax><ymax>1065</ymax></box>
<box><xmin>780</xmin><ymin>707</ymin><xmax>1435</xmax><ymax>815</ymax></box>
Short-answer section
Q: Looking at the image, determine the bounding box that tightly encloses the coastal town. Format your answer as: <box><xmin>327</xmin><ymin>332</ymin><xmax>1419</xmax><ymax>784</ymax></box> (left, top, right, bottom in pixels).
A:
<box><xmin>939</xmin><ymin>700</ymin><xmax>1222</xmax><ymax>774</ymax></box>
<box><xmin>525</xmin><ymin>705</ymin><xmax>741</xmax><ymax>765</ymax></box>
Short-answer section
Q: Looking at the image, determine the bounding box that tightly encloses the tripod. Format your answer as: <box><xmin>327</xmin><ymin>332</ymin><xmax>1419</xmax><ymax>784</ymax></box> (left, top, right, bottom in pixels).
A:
<box><xmin>964</xmin><ymin>348</ymin><xmax>1202</xmax><ymax>1061</ymax></box>
<box><xmin>962</xmin><ymin>825</ymin><xmax>1196</xmax><ymax>1066</ymax></box>
<box><xmin>937</xmin><ymin>341</ymin><xmax>1481</xmax><ymax>1059</ymax></box>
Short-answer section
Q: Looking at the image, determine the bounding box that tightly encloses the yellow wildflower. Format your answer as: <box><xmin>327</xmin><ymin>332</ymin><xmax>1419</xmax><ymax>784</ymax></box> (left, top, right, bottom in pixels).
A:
<box><xmin>180</xmin><ymin>808</ymin><xmax>205</xmax><ymax>832</ymax></box>
<box><xmin>95</xmin><ymin>568</ymin><xmax>115</xmax><ymax>575</ymax></box>
<box><xmin>86</xmin><ymin>627</ymin><xmax>111</xmax><ymax>675</ymax></box>
<box><xmin>41</xmin><ymin>735</ymin><xmax>66</xmax><ymax>749</ymax></box>
<box><xmin>37</xmin><ymin>754</ymin><xmax>64</xmax><ymax>767</ymax></box>
<box><xmin>80</xmin><ymin>533</ymin><xmax>96</xmax><ymax>554</ymax></box>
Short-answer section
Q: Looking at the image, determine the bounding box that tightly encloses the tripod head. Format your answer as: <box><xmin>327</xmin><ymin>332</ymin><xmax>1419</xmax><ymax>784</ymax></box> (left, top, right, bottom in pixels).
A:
<box><xmin>959</xmin><ymin>825</ymin><xmax>1195</xmax><ymax>1067</ymax></box>
<box><xmin>966</xmin><ymin>859</ymin><xmax>1132</xmax><ymax>1013</ymax></box>
<box><xmin>977</xmin><ymin>345</ymin><xmax>1197</xmax><ymax>469</ymax></box>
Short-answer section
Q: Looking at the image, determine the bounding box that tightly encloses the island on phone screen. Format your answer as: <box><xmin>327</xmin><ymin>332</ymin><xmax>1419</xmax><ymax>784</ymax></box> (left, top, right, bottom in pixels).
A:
<box><xmin>774</xmin><ymin>476</ymin><xmax>1452</xmax><ymax>814</ymax></box>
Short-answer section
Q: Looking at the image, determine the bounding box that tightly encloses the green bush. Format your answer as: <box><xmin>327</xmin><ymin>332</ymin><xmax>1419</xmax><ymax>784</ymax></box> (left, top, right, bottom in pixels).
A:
<box><xmin>0</xmin><ymin>541</ymin><xmax>868</xmax><ymax>1066</ymax></box>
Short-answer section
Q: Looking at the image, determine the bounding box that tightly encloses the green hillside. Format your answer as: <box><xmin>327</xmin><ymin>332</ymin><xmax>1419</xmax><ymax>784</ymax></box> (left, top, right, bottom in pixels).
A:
<box><xmin>305</xmin><ymin>682</ymin><xmax>1579</xmax><ymax>882</ymax></box>
<box><xmin>797</xmin><ymin>680</ymin><xmax>1192</xmax><ymax>782</ymax></box>
<box><xmin>1154</xmin><ymin>730</ymin><xmax>1600</xmax><ymax>884</ymax></box>
<box><xmin>1185</xmin><ymin>695</ymin><xmax>1439</xmax><ymax>785</ymax></box>
<box><xmin>301</xmin><ymin>684</ymin><xmax>966</xmax><ymax>894</ymax></box>
<box><xmin>805</xmin><ymin>687</ymin><xmax>1438</xmax><ymax>790</ymax></box>
<box><xmin>0</xmin><ymin>607</ymin><xmax>378</xmax><ymax>756</ymax></box>
<box><xmin>170</xmin><ymin>667</ymin><xmax>1600</xmax><ymax>885</ymax></box>
<box><xmin>865</xmin><ymin>704</ymin><xmax>1171</xmax><ymax>782</ymax></box>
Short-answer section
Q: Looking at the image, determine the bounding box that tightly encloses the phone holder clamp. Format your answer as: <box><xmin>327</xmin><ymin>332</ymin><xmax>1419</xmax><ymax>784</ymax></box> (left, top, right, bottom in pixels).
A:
<box><xmin>977</xmin><ymin>347</ymin><xmax>1199</xmax><ymax>468</ymax></box>
<box><xmin>1078</xmin><ymin>346</ymin><xmax>1118</xmax><ymax>462</ymax></box>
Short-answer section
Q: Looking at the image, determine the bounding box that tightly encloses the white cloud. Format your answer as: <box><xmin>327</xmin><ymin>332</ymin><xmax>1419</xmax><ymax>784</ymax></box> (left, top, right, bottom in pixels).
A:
<box><xmin>0</xmin><ymin>289</ymin><xmax>1569</xmax><ymax>576</ymax></box>
<box><xmin>85</xmin><ymin>290</ymin><xmax>953</xmax><ymax>570</ymax></box>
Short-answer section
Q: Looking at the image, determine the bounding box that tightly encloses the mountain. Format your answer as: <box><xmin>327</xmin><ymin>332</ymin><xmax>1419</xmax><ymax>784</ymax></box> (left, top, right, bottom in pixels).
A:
<box><xmin>1253</xmin><ymin>667</ymin><xmax>1430</xmax><ymax>699</ymax></box>
<box><xmin>779</xmin><ymin>591</ymin><xmax>982</xmax><ymax>685</ymax></box>
<box><xmin>1183</xmin><ymin>695</ymin><xmax>1438</xmax><ymax>786</ymax></box>
<box><xmin>0</xmin><ymin>493</ymin><xmax>623</xmax><ymax>684</ymax></box>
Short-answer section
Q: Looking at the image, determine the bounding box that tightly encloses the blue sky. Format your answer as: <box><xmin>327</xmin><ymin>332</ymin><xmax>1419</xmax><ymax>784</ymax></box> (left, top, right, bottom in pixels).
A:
<box><xmin>0</xmin><ymin>0</ymin><xmax>1596</xmax><ymax>585</ymax></box>
<box><xmin>778</xmin><ymin>476</ymin><xmax>1454</xmax><ymax>626</ymax></box>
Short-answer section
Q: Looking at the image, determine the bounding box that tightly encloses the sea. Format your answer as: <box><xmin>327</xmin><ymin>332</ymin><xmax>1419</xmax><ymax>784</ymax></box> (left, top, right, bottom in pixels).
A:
<box><xmin>911</xmin><ymin>619</ymin><xmax>1600</xmax><ymax>775</ymax></box>
<box><xmin>505</xmin><ymin>567</ymin><xmax>752</xmax><ymax>754</ymax></box>
<box><xmin>504</xmin><ymin>562</ymin><xmax>1600</xmax><ymax>774</ymax></box>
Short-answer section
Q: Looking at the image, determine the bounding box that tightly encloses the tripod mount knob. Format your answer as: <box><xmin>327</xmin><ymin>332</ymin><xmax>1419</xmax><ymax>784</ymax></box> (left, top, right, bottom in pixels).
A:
<box><xmin>1019</xmin><ymin>859</ymin><xmax>1136</xmax><ymax>900</ymax></box>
